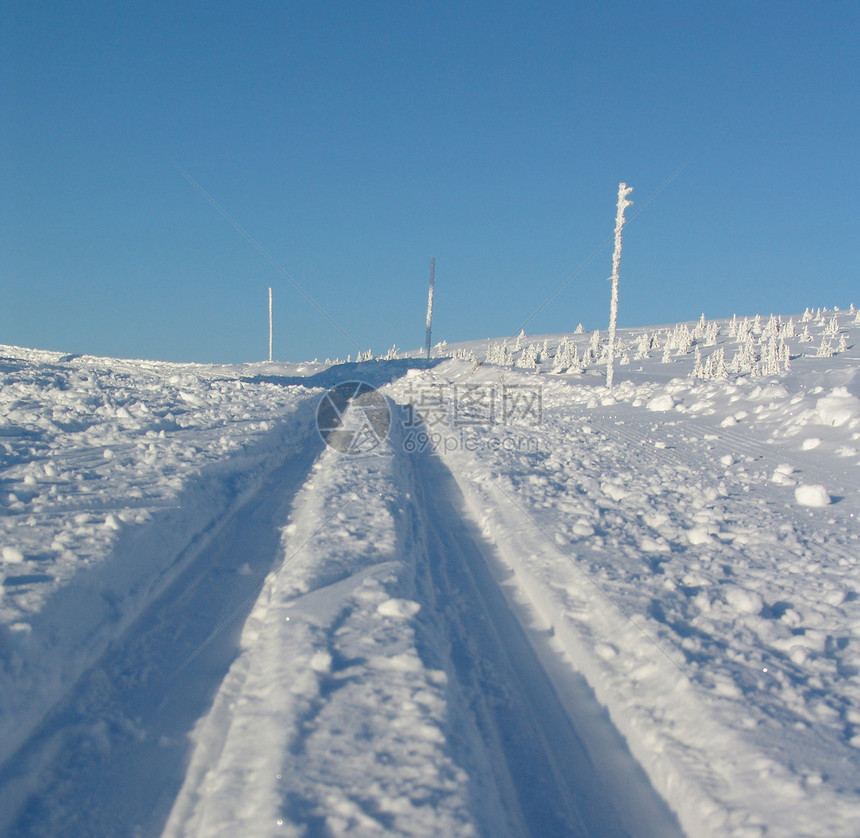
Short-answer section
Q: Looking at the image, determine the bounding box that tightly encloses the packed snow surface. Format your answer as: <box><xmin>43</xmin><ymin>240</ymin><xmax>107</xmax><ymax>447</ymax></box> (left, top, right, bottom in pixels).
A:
<box><xmin>1</xmin><ymin>305</ymin><xmax>859</xmax><ymax>837</ymax></box>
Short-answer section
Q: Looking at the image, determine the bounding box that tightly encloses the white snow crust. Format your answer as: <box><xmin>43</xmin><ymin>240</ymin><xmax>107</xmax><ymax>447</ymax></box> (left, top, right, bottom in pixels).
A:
<box><xmin>1</xmin><ymin>306</ymin><xmax>859</xmax><ymax>837</ymax></box>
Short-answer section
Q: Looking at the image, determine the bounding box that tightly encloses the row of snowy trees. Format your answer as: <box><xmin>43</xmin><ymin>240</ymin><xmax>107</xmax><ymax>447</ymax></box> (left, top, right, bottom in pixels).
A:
<box><xmin>327</xmin><ymin>305</ymin><xmax>853</xmax><ymax>373</ymax></box>
<box><xmin>483</xmin><ymin>305</ymin><xmax>854</xmax><ymax>379</ymax></box>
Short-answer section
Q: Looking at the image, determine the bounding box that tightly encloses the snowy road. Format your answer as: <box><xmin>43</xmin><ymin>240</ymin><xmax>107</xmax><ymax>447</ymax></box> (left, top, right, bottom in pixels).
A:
<box><xmin>0</xmin><ymin>384</ymin><xmax>678</xmax><ymax>837</ymax></box>
<box><xmin>2</xmin><ymin>309</ymin><xmax>859</xmax><ymax>837</ymax></box>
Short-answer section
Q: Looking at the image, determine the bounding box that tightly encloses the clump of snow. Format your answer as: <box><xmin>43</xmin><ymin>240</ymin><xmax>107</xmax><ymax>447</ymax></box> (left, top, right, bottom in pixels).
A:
<box><xmin>686</xmin><ymin>526</ymin><xmax>714</xmax><ymax>546</ymax></box>
<box><xmin>794</xmin><ymin>484</ymin><xmax>831</xmax><ymax>507</ymax></box>
<box><xmin>2</xmin><ymin>546</ymin><xmax>25</xmax><ymax>563</ymax></box>
<box><xmin>647</xmin><ymin>393</ymin><xmax>675</xmax><ymax>411</ymax></box>
<box><xmin>771</xmin><ymin>463</ymin><xmax>797</xmax><ymax>485</ymax></box>
<box><xmin>376</xmin><ymin>597</ymin><xmax>422</xmax><ymax>618</ymax></box>
<box><xmin>724</xmin><ymin>585</ymin><xmax>764</xmax><ymax>614</ymax></box>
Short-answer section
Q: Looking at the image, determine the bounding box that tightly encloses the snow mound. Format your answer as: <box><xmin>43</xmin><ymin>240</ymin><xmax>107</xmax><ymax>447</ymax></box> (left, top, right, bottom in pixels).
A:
<box><xmin>815</xmin><ymin>387</ymin><xmax>860</xmax><ymax>427</ymax></box>
<box><xmin>376</xmin><ymin>597</ymin><xmax>422</xmax><ymax>619</ymax></box>
<box><xmin>771</xmin><ymin>464</ymin><xmax>797</xmax><ymax>486</ymax></box>
<box><xmin>2</xmin><ymin>546</ymin><xmax>25</xmax><ymax>563</ymax></box>
<box><xmin>724</xmin><ymin>585</ymin><xmax>764</xmax><ymax>614</ymax></box>
<box><xmin>647</xmin><ymin>393</ymin><xmax>675</xmax><ymax>412</ymax></box>
<box><xmin>794</xmin><ymin>484</ymin><xmax>831</xmax><ymax>507</ymax></box>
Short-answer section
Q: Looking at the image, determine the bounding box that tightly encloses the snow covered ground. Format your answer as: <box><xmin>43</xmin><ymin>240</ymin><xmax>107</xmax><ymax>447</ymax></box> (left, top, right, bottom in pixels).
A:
<box><xmin>1</xmin><ymin>306</ymin><xmax>858</xmax><ymax>837</ymax></box>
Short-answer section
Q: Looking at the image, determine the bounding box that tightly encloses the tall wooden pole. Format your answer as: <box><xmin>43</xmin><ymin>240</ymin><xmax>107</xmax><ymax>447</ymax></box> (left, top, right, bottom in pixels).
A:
<box><xmin>606</xmin><ymin>184</ymin><xmax>633</xmax><ymax>388</ymax></box>
<box><xmin>424</xmin><ymin>258</ymin><xmax>435</xmax><ymax>360</ymax></box>
<box><xmin>268</xmin><ymin>287</ymin><xmax>273</xmax><ymax>362</ymax></box>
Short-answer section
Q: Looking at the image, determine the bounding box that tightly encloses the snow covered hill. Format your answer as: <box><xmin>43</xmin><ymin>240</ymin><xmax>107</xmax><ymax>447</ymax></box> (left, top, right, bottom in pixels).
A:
<box><xmin>1</xmin><ymin>306</ymin><xmax>859</xmax><ymax>837</ymax></box>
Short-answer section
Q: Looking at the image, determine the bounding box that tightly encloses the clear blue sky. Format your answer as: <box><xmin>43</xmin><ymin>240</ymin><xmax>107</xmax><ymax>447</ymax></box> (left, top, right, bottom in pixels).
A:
<box><xmin>3</xmin><ymin>1</ymin><xmax>858</xmax><ymax>363</ymax></box>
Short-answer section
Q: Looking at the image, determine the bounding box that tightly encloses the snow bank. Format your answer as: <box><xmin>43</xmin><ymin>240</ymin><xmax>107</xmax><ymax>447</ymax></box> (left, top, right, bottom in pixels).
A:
<box><xmin>0</xmin><ymin>348</ymin><xmax>320</xmax><ymax>769</ymax></box>
<box><xmin>815</xmin><ymin>387</ymin><xmax>860</xmax><ymax>427</ymax></box>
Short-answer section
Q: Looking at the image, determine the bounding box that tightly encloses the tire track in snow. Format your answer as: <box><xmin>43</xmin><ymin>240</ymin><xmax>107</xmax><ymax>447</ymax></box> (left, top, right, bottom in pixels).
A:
<box><xmin>411</xmin><ymin>447</ymin><xmax>633</xmax><ymax>838</ymax></box>
<box><xmin>3</xmin><ymin>381</ymin><xmax>679</xmax><ymax>837</ymax></box>
<box><xmin>0</xmin><ymin>429</ymin><xmax>325</xmax><ymax>837</ymax></box>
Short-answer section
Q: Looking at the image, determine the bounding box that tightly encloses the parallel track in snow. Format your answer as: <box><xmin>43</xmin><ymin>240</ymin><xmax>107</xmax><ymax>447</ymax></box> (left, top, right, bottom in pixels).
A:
<box><xmin>412</xmin><ymin>448</ymin><xmax>633</xmax><ymax>838</ymax></box>
<box><xmin>0</xmin><ymin>435</ymin><xmax>325</xmax><ymax>837</ymax></box>
<box><xmin>1</xmin><ymin>393</ymin><xmax>682</xmax><ymax>837</ymax></box>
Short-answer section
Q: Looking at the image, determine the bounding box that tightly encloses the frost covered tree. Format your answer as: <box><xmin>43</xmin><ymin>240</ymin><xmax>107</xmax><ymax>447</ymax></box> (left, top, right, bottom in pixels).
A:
<box><xmin>667</xmin><ymin>324</ymin><xmax>694</xmax><ymax>356</ymax></box>
<box><xmin>486</xmin><ymin>341</ymin><xmax>514</xmax><ymax>366</ymax></box>
<box><xmin>606</xmin><ymin>182</ymin><xmax>633</xmax><ymax>388</ymax></box>
<box><xmin>552</xmin><ymin>337</ymin><xmax>581</xmax><ymax>373</ymax></box>
<box><xmin>779</xmin><ymin>339</ymin><xmax>791</xmax><ymax>372</ymax></box>
<box><xmin>585</xmin><ymin>329</ymin><xmax>602</xmax><ymax>365</ymax></box>
<box><xmin>635</xmin><ymin>332</ymin><xmax>651</xmax><ymax>360</ymax></box>
<box><xmin>702</xmin><ymin>321</ymin><xmax>719</xmax><ymax>346</ymax></box>
<box><xmin>760</xmin><ymin>337</ymin><xmax>783</xmax><ymax>376</ymax></box>
<box><xmin>661</xmin><ymin>338</ymin><xmax>673</xmax><ymax>364</ymax></box>
<box><xmin>574</xmin><ymin>323</ymin><xmax>584</xmax><ymax>334</ymax></box>
<box><xmin>730</xmin><ymin>335</ymin><xmax>758</xmax><ymax>375</ymax></box>
<box><xmin>515</xmin><ymin>329</ymin><xmax>526</xmax><ymax>352</ymax></box>
<box><xmin>517</xmin><ymin>343</ymin><xmax>539</xmax><ymax>369</ymax></box>
<box><xmin>692</xmin><ymin>314</ymin><xmax>718</xmax><ymax>344</ymax></box>
<box><xmin>704</xmin><ymin>347</ymin><xmax>728</xmax><ymax>379</ymax></box>
<box><xmin>552</xmin><ymin>337</ymin><xmax>570</xmax><ymax>372</ymax></box>
<box><xmin>692</xmin><ymin>347</ymin><xmax>705</xmax><ymax>378</ymax></box>
<box><xmin>761</xmin><ymin>315</ymin><xmax>780</xmax><ymax>341</ymax></box>
<box><xmin>816</xmin><ymin>337</ymin><xmax>833</xmax><ymax>358</ymax></box>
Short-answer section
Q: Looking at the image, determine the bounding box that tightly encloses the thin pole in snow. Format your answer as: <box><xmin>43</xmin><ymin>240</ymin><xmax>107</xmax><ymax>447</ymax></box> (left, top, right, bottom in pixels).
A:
<box><xmin>606</xmin><ymin>183</ymin><xmax>633</xmax><ymax>388</ymax></box>
<box><xmin>268</xmin><ymin>287</ymin><xmax>273</xmax><ymax>362</ymax></box>
<box><xmin>424</xmin><ymin>258</ymin><xmax>435</xmax><ymax>360</ymax></box>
